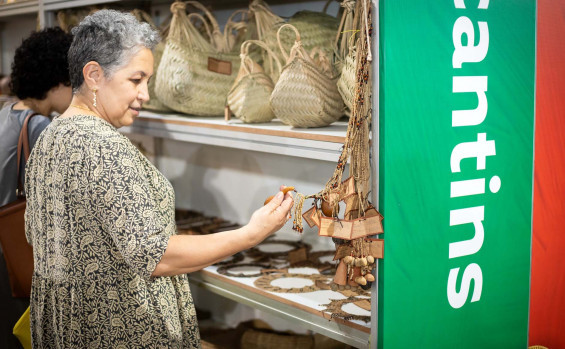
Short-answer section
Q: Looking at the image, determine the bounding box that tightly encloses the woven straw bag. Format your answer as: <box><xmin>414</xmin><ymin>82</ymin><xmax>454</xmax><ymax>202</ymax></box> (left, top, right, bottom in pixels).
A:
<box><xmin>335</xmin><ymin>0</ymin><xmax>362</xmax><ymax>116</ymax></box>
<box><xmin>270</xmin><ymin>24</ymin><xmax>344</xmax><ymax>128</ymax></box>
<box><xmin>227</xmin><ymin>40</ymin><xmax>282</xmax><ymax>123</ymax></box>
<box><xmin>155</xmin><ymin>1</ymin><xmax>247</xmax><ymax>116</ymax></box>
<box><xmin>249</xmin><ymin>0</ymin><xmax>339</xmax><ymax>82</ymax></box>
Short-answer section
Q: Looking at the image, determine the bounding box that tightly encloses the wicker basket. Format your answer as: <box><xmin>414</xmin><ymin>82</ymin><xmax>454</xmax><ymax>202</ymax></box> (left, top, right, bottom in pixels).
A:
<box><xmin>155</xmin><ymin>1</ymin><xmax>246</xmax><ymax>116</ymax></box>
<box><xmin>249</xmin><ymin>0</ymin><xmax>339</xmax><ymax>82</ymax></box>
<box><xmin>270</xmin><ymin>24</ymin><xmax>344</xmax><ymax>128</ymax></box>
<box><xmin>227</xmin><ymin>40</ymin><xmax>281</xmax><ymax>123</ymax></box>
<box><xmin>335</xmin><ymin>0</ymin><xmax>362</xmax><ymax>116</ymax></box>
<box><xmin>336</xmin><ymin>45</ymin><xmax>357</xmax><ymax>116</ymax></box>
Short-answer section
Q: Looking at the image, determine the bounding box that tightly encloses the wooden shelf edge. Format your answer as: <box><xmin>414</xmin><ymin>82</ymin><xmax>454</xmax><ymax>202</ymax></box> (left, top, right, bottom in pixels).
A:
<box><xmin>136</xmin><ymin>114</ymin><xmax>347</xmax><ymax>144</ymax></box>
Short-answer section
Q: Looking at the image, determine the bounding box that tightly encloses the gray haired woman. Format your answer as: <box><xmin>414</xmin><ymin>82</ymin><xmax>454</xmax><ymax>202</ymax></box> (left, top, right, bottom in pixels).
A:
<box><xmin>24</xmin><ymin>10</ymin><xmax>293</xmax><ymax>348</ymax></box>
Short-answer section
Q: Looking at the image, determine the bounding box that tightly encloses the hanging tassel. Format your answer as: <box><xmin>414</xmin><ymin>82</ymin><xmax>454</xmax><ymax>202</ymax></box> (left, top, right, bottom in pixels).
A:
<box><xmin>292</xmin><ymin>193</ymin><xmax>306</xmax><ymax>233</ymax></box>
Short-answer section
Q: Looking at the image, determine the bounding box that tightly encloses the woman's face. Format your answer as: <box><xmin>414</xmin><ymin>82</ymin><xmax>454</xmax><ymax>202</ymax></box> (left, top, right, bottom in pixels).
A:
<box><xmin>96</xmin><ymin>48</ymin><xmax>153</xmax><ymax>128</ymax></box>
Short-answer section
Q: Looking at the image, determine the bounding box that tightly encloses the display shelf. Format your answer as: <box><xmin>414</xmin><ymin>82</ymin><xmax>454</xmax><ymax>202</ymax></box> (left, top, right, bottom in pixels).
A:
<box><xmin>0</xmin><ymin>0</ymin><xmax>38</xmax><ymax>17</ymax></box>
<box><xmin>120</xmin><ymin>111</ymin><xmax>348</xmax><ymax>162</ymax></box>
<box><xmin>186</xmin><ymin>228</ymin><xmax>371</xmax><ymax>348</ymax></box>
<box><xmin>42</xmin><ymin>0</ymin><xmax>120</xmax><ymax>11</ymax></box>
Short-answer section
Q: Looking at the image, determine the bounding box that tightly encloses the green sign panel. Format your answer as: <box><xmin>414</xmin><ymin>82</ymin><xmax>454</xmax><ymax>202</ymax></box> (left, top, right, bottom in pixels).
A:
<box><xmin>377</xmin><ymin>1</ymin><xmax>536</xmax><ymax>348</ymax></box>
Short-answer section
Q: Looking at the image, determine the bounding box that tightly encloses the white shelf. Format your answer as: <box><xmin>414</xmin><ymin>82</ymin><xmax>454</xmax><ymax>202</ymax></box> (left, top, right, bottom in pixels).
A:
<box><xmin>185</xmin><ymin>229</ymin><xmax>372</xmax><ymax>348</ymax></box>
<box><xmin>189</xmin><ymin>269</ymin><xmax>371</xmax><ymax>349</ymax></box>
<box><xmin>0</xmin><ymin>0</ymin><xmax>38</xmax><ymax>17</ymax></box>
<box><xmin>120</xmin><ymin>111</ymin><xmax>348</xmax><ymax>162</ymax></box>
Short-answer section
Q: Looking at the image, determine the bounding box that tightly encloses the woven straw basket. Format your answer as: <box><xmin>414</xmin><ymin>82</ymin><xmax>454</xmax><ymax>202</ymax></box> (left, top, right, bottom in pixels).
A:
<box><xmin>337</xmin><ymin>45</ymin><xmax>357</xmax><ymax>116</ymax></box>
<box><xmin>270</xmin><ymin>24</ymin><xmax>344</xmax><ymax>128</ymax></box>
<box><xmin>335</xmin><ymin>0</ymin><xmax>362</xmax><ymax>116</ymax></box>
<box><xmin>227</xmin><ymin>40</ymin><xmax>281</xmax><ymax>123</ymax></box>
<box><xmin>155</xmin><ymin>1</ymin><xmax>246</xmax><ymax>116</ymax></box>
<box><xmin>249</xmin><ymin>0</ymin><xmax>339</xmax><ymax>83</ymax></box>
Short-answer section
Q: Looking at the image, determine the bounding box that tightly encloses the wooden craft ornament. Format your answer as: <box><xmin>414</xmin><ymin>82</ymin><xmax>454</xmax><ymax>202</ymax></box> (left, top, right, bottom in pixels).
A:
<box><xmin>264</xmin><ymin>186</ymin><xmax>295</xmax><ymax>205</ymax></box>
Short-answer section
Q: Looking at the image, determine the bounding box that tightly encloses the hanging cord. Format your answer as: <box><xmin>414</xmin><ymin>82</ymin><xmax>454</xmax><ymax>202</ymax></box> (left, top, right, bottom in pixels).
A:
<box><xmin>292</xmin><ymin>0</ymin><xmax>374</xmax><ymax>233</ymax></box>
<box><xmin>362</xmin><ymin>0</ymin><xmax>372</xmax><ymax>62</ymax></box>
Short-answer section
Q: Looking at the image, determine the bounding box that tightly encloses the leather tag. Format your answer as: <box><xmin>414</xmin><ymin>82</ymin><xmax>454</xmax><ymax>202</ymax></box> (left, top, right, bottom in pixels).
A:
<box><xmin>208</xmin><ymin>57</ymin><xmax>232</xmax><ymax>75</ymax></box>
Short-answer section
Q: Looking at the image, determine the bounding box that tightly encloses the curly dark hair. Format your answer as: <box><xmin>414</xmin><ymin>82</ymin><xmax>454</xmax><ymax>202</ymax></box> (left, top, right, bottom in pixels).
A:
<box><xmin>9</xmin><ymin>27</ymin><xmax>72</xmax><ymax>100</ymax></box>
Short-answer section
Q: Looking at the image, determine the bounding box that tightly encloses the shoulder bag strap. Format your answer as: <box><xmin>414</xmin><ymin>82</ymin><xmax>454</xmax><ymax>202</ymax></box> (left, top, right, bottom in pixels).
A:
<box><xmin>16</xmin><ymin>112</ymin><xmax>40</xmax><ymax>198</ymax></box>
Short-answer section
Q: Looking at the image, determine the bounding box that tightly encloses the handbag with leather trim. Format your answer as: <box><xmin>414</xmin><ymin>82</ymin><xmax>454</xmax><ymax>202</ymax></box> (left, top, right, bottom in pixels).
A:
<box><xmin>0</xmin><ymin>112</ymin><xmax>38</xmax><ymax>298</ymax></box>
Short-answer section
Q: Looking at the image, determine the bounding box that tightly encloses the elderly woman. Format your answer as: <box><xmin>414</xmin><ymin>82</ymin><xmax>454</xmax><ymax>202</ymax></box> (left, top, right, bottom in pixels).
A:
<box><xmin>24</xmin><ymin>10</ymin><xmax>293</xmax><ymax>348</ymax></box>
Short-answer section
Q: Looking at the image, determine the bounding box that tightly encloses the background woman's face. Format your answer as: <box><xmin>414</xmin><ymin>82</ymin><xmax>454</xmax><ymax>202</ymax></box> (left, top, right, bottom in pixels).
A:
<box><xmin>97</xmin><ymin>48</ymin><xmax>153</xmax><ymax>128</ymax></box>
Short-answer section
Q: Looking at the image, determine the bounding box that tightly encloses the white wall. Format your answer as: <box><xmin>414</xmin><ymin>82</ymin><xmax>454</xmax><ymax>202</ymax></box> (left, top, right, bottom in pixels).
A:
<box><xmin>0</xmin><ymin>15</ymin><xmax>37</xmax><ymax>75</ymax></box>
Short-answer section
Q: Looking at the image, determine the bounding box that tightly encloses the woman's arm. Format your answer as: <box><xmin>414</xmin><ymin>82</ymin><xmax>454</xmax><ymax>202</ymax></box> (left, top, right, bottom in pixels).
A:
<box><xmin>152</xmin><ymin>190</ymin><xmax>293</xmax><ymax>277</ymax></box>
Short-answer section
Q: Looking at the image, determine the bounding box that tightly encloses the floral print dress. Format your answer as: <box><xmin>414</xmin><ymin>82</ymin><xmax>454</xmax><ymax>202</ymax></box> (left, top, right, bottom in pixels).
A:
<box><xmin>25</xmin><ymin>115</ymin><xmax>201</xmax><ymax>348</ymax></box>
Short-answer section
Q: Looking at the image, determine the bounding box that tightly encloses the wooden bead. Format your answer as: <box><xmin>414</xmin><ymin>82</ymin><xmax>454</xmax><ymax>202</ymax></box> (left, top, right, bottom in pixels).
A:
<box><xmin>366</xmin><ymin>255</ymin><xmax>375</xmax><ymax>264</ymax></box>
<box><xmin>355</xmin><ymin>276</ymin><xmax>367</xmax><ymax>286</ymax></box>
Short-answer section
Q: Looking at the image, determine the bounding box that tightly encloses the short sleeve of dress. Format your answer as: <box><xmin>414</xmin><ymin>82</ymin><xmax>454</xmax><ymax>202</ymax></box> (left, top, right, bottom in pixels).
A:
<box><xmin>89</xmin><ymin>136</ymin><xmax>169</xmax><ymax>280</ymax></box>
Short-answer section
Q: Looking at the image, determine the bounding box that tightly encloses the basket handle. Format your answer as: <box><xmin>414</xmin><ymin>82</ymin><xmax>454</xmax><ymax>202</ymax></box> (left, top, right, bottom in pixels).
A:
<box><xmin>322</xmin><ymin>0</ymin><xmax>339</xmax><ymax>14</ymax></box>
<box><xmin>185</xmin><ymin>1</ymin><xmax>228</xmax><ymax>51</ymax></box>
<box><xmin>168</xmin><ymin>1</ymin><xmax>214</xmax><ymax>52</ymax></box>
<box><xmin>249</xmin><ymin>0</ymin><xmax>285</xmax><ymax>41</ymax></box>
<box><xmin>224</xmin><ymin>9</ymin><xmax>249</xmax><ymax>51</ymax></box>
<box><xmin>186</xmin><ymin>12</ymin><xmax>213</xmax><ymax>43</ymax></box>
<box><xmin>240</xmin><ymin>39</ymin><xmax>282</xmax><ymax>77</ymax></box>
<box><xmin>276</xmin><ymin>23</ymin><xmax>301</xmax><ymax>62</ymax></box>
<box><xmin>333</xmin><ymin>0</ymin><xmax>357</xmax><ymax>59</ymax></box>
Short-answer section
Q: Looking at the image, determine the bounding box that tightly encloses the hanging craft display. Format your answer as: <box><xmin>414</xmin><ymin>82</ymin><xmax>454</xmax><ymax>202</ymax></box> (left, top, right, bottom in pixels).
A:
<box><xmin>254</xmin><ymin>273</ymin><xmax>330</xmax><ymax>293</ymax></box>
<box><xmin>291</xmin><ymin>0</ymin><xmax>382</xmax><ymax>291</ymax></box>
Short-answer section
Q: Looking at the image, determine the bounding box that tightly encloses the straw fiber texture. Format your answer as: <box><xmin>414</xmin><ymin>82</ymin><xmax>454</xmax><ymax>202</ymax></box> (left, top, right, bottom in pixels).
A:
<box><xmin>144</xmin><ymin>41</ymin><xmax>173</xmax><ymax>112</ymax></box>
<box><xmin>227</xmin><ymin>40</ymin><xmax>281</xmax><ymax>123</ymax></box>
<box><xmin>337</xmin><ymin>46</ymin><xmax>357</xmax><ymax>115</ymax></box>
<box><xmin>249</xmin><ymin>0</ymin><xmax>339</xmax><ymax>82</ymax></box>
<box><xmin>335</xmin><ymin>0</ymin><xmax>362</xmax><ymax>115</ymax></box>
<box><xmin>155</xmin><ymin>1</ymin><xmax>245</xmax><ymax>116</ymax></box>
<box><xmin>270</xmin><ymin>24</ymin><xmax>343</xmax><ymax>128</ymax></box>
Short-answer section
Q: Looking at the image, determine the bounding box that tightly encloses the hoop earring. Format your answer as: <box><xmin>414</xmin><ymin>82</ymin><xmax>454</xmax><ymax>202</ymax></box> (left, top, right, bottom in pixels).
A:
<box><xmin>92</xmin><ymin>88</ymin><xmax>97</xmax><ymax>107</ymax></box>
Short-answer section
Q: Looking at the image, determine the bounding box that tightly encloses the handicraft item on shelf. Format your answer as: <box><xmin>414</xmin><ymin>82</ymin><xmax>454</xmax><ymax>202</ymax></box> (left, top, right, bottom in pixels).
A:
<box><xmin>226</xmin><ymin>40</ymin><xmax>281</xmax><ymax>123</ymax></box>
<box><xmin>175</xmin><ymin>208</ymin><xmax>241</xmax><ymax>235</ymax></box>
<box><xmin>270</xmin><ymin>24</ymin><xmax>344</xmax><ymax>128</ymax></box>
<box><xmin>216</xmin><ymin>263</ymin><xmax>274</xmax><ymax>278</ymax></box>
<box><xmin>292</xmin><ymin>0</ymin><xmax>382</xmax><ymax>292</ymax></box>
<box><xmin>254</xmin><ymin>273</ymin><xmax>330</xmax><ymax>293</ymax></box>
<box><xmin>155</xmin><ymin>1</ymin><xmax>248</xmax><ymax>116</ymax></box>
<box><xmin>321</xmin><ymin>296</ymin><xmax>371</xmax><ymax>323</ymax></box>
<box><xmin>335</xmin><ymin>0</ymin><xmax>364</xmax><ymax>116</ymax></box>
<box><xmin>248</xmin><ymin>0</ymin><xmax>340</xmax><ymax>83</ymax></box>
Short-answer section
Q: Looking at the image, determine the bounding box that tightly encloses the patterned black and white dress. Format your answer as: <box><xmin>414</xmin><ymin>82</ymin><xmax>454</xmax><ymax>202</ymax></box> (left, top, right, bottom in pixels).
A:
<box><xmin>25</xmin><ymin>115</ymin><xmax>201</xmax><ymax>348</ymax></box>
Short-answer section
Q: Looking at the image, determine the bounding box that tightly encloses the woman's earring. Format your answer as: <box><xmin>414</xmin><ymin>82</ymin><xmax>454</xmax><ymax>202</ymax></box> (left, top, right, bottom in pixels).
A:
<box><xmin>92</xmin><ymin>88</ymin><xmax>97</xmax><ymax>107</ymax></box>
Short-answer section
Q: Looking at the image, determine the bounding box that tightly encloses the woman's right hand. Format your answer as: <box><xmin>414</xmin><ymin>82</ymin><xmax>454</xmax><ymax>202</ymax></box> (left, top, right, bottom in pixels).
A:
<box><xmin>245</xmin><ymin>188</ymin><xmax>294</xmax><ymax>246</ymax></box>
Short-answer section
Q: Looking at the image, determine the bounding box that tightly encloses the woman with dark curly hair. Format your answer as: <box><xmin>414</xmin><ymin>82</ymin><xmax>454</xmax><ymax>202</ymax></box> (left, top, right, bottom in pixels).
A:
<box><xmin>0</xmin><ymin>27</ymin><xmax>73</xmax><ymax>206</ymax></box>
<box><xmin>0</xmin><ymin>26</ymin><xmax>72</xmax><ymax>349</ymax></box>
